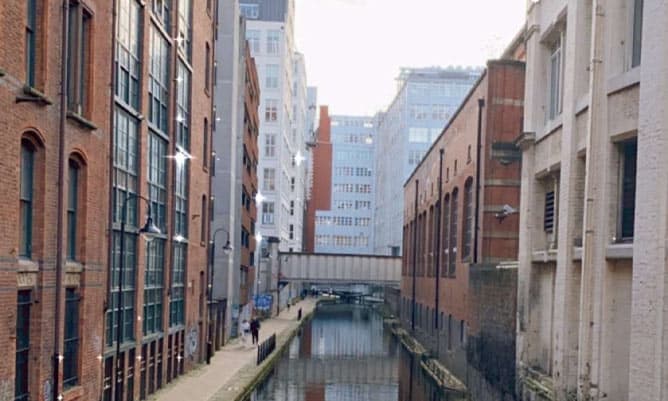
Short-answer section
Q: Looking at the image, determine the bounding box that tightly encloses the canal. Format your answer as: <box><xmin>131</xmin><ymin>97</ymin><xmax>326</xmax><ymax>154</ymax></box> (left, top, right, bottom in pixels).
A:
<box><xmin>246</xmin><ymin>303</ymin><xmax>463</xmax><ymax>401</ymax></box>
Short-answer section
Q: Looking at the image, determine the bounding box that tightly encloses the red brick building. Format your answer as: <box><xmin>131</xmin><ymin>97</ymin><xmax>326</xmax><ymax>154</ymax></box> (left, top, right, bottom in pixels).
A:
<box><xmin>304</xmin><ymin>106</ymin><xmax>332</xmax><ymax>252</ymax></box>
<box><xmin>101</xmin><ymin>1</ymin><xmax>215</xmax><ymax>400</ymax></box>
<box><xmin>0</xmin><ymin>1</ymin><xmax>215</xmax><ymax>400</ymax></box>
<box><xmin>240</xmin><ymin>46</ymin><xmax>260</xmax><ymax>310</ymax></box>
<box><xmin>401</xmin><ymin>58</ymin><xmax>525</xmax><ymax>400</ymax></box>
<box><xmin>0</xmin><ymin>0</ymin><xmax>113</xmax><ymax>400</ymax></box>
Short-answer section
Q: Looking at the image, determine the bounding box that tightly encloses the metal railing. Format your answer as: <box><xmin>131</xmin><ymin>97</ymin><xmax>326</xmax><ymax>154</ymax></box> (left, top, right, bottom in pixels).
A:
<box><xmin>256</xmin><ymin>333</ymin><xmax>276</xmax><ymax>365</ymax></box>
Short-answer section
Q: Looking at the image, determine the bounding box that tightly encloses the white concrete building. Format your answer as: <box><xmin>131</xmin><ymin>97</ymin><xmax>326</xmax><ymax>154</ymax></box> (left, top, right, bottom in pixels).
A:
<box><xmin>373</xmin><ymin>67</ymin><xmax>481</xmax><ymax>255</ymax></box>
<box><xmin>240</xmin><ymin>0</ymin><xmax>311</xmax><ymax>252</ymax></box>
<box><xmin>517</xmin><ymin>1</ymin><xmax>667</xmax><ymax>400</ymax></box>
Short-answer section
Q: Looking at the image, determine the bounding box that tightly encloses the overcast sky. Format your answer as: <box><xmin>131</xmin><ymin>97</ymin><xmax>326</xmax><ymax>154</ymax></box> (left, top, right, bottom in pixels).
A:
<box><xmin>294</xmin><ymin>0</ymin><xmax>527</xmax><ymax>116</ymax></box>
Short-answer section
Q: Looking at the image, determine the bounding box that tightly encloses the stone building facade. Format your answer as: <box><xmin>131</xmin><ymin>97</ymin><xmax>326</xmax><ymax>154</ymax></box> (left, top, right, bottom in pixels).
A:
<box><xmin>517</xmin><ymin>1</ymin><xmax>667</xmax><ymax>401</ymax></box>
<box><xmin>0</xmin><ymin>0</ymin><xmax>113</xmax><ymax>400</ymax></box>
<box><xmin>401</xmin><ymin>59</ymin><xmax>525</xmax><ymax>401</ymax></box>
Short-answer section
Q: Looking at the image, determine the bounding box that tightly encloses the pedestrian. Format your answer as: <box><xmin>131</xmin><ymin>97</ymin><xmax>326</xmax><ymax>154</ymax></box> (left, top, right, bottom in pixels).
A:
<box><xmin>297</xmin><ymin>308</ymin><xmax>302</xmax><ymax>321</ymax></box>
<box><xmin>250</xmin><ymin>317</ymin><xmax>260</xmax><ymax>345</ymax></box>
<box><xmin>241</xmin><ymin>319</ymin><xmax>250</xmax><ymax>346</ymax></box>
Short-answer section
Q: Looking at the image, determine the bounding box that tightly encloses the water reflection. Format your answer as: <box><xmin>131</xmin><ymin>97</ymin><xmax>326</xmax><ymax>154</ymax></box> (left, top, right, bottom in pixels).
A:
<box><xmin>248</xmin><ymin>303</ymin><xmax>458</xmax><ymax>401</ymax></box>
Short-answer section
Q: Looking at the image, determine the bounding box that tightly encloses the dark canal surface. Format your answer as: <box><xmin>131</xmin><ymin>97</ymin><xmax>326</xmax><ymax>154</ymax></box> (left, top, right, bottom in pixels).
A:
<box><xmin>246</xmin><ymin>303</ymin><xmax>462</xmax><ymax>401</ymax></box>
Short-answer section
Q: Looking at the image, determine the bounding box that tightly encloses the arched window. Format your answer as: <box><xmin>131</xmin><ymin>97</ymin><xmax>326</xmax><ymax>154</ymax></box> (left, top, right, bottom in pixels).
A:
<box><xmin>462</xmin><ymin>178</ymin><xmax>474</xmax><ymax>260</ymax></box>
<box><xmin>433</xmin><ymin>200</ymin><xmax>440</xmax><ymax>276</ymax></box>
<box><xmin>67</xmin><ymin>159</ymin><xmax>81</xmax><ymax>261</ymax></box>
<box><xmin>428</xmin><ymin>206</ymin><xmax>434</xmax><ymax>276</ymax></box>
<box><xmin>441</xmin><ymin>194</ymin><xmax>450</xmax><ymax>277</ymax></box>
<box><xmin>19</xmin><ymin>140</ymin><xmax>36</xmax><ymax>258</ymax></box>
<box><xmin>449</xmin><ymin>188</ymin><xmax>458</xmax><ymax>275</ymax></box>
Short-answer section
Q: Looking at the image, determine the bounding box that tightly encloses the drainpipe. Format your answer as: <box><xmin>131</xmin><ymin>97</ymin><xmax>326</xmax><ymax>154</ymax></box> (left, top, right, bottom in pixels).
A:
<box><xmin>473</xmin><ymin>98</ymin><xmax>485</xmax><ymax>264</ymax></box>
<box><xmin>53</xmin><ymin>0</ymin><xmax>70</xmax><ymax>399</ymax></box>
<box><xmin>411</xmin><ymin>179</ymin><xmax>419</xmax><ymax>332</ymax></box>
<box><xmin>435</xmin><ymin>149</ymin><xmax>443</xmax><ymax>352</ymax></box>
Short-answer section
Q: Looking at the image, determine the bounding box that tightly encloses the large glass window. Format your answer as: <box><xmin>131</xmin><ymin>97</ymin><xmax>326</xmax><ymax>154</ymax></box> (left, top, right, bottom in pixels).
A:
<box><xmin>266</xmin><ymin>30</ymin><xmax>279</xmax><ymax>54</ymax></box>
<box><xmin>19</xmin><ymin>141</ymin><xmax>35</xmax><ymax>258</ymax></box>
<box><xmin>170</xmin><ymin>243</ymin><xmax>186</xmax><ymax>326</ymax></box>
<box><xmin>106</xmin><ymin>231</ymin><xmax>137</xmax><ymax>346</ymax></box>
<box><xmin>175</xmin><ymin>160</ymin><xmax>188</xmax><ymax>238</ymax></box>
<box><xmin>263</xmin><ymin>168</ymin><xmax>276</xmax><ymax>191</ymax></box>
<box><xmin>25</xmin><ymin>0</ymin><xmax>38</xmax><ymax>87</ymax></box>
<box><xmin>148</xmin><ymin>133</ymin><xmax>167</xmax><ymax>230</ymax></box>
<box><xmin>15</xmin><ymin>291</ymin><xmax>31</xmax><ymax>401</ymax></box>
<box><xmin>67</xmin><ymin>1</ymin><xmax>92</xmax><ymax>117</ymax></box>
<box><xmin>113</xmin><ymin>109</ymin><xmax>139</xmax><ymax>225</ymax></box>
<box><xmin>264</xmin><ymin>134</ymin><xmax>276</xmax><ymax>157</ymax></box>
<box><xmin>116</xmin><ymin>0</ymin><xmax>141</xmax><ymax>109</ymax></box>
<box><xmin>63</xmin><ymin>288</ymin><xmax>80</xmax><ymax>389</ymax></box>
<box><xmin>176</xmin><ymin>61</ymin><xmax>191</xmax><ymax>150</ymax></box>
<box><xmin>246</xmin><ymin>30</ymin><xmax>260</xmax><ymax>54</ymax></box>
<box><xmin>144</xmin><ymin>239</ymin><xmax>165</xmax><ymax>335</ymax></box>
<box><xmin>265</xmin><ymin>64</ymin><xmax>279</xmax><ymax>89</ymax></box>
<box><xmin>152</xmin><ymin>0</ymin><xmax>170</xmax><ymax>29</ymax></box>
<box><xmin>67</xmin><ymin>160</ymin><xmax>79</xmax><ymax>261</ymax></box>
<box><xmin>262</xmin><ymin>202</ymin><xmax>275</xmax><ymax>225</ymax></box>
<box><xmin>240</xmin><ymin>3</ymin><xmax>259</xmax><ymax>19</ymax></box>
<box><xmin>408</xmin><ymin>128</ymin><xmax>430</xmax><ymax>143</ymax></box>
<box><xmin>548</xmin><ymin>35</ymin><xmax>563</xmax><ymax>120</ymax></box>
<box><xmin>265</xmin><ymin>99</ymin><xmax>278</xmax><ymax>122</ymax></box>
<box><xmin>149</xmin><ymin>28</ymin><xmax>170</xmax><ymax>134</ymax></box>
<box><xmin>177</xmin><ymin>0</ymin><xmax>191</xmax><ymax>58</ymax></box>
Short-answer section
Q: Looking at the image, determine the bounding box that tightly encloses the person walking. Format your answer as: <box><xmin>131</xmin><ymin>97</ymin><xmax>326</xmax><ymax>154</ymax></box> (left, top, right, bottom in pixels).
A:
<box><xmin>241</xmin><ymin>319</ymin><xmax>251</xmax><ymax>346</ymax></box>
<box><xmin>250</xmin><ymin>317</ymin><xmax>260</xmax><ymax>345</ymax></box>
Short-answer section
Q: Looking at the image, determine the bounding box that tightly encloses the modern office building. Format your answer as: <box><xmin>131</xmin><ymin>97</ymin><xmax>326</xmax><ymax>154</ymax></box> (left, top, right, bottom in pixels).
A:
<box><xmin>240</xmin><ymin>0</ymin><xmax>312</xmax><ymax>253</ymax></box>
<box><xmin>374</xmin><ymin>67</ymin><xmax>482</xmax><ymax>255</ymax></box>
<box><xmin>313</xmin><ymin>115</ymin><xmax>377</xmax><ymax>255</ymax></box>
<box><xmin>517</xmin><ymin>1</ymin><xmax>667</xmax><ymax>401</ymax></box>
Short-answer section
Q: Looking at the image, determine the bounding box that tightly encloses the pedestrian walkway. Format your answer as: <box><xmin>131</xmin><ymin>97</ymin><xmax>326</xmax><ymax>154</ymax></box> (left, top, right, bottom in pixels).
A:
<box><xmin>150</xmin><ymin>298</ymin><xmax>318</xmax><ymax>401</ymax></box>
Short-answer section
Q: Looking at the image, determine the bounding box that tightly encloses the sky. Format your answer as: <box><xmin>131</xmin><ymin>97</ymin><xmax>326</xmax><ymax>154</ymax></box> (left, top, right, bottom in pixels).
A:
<box><xmin>294</xmin><ymin>0</ymin><xmax>527</xmax><ymax>116</ymax></box>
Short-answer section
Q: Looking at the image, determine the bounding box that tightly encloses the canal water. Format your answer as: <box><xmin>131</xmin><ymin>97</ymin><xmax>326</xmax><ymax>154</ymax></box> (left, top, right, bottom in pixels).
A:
<box><xmin>246</xmin><ymin>303</ymin><xmax>462</xmax><ymax>401</ymax></box>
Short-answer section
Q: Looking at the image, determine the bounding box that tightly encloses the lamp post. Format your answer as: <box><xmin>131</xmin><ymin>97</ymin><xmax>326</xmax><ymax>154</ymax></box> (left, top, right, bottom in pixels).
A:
<box><xmin>207</xmin><ymin>228</ymin><xmax>232</xmax><ymax>364</ymax></box>
<box><xmin>115</xmin><ymin>193</ymin><xmax>160</xmax><ymax>401</ymax></box>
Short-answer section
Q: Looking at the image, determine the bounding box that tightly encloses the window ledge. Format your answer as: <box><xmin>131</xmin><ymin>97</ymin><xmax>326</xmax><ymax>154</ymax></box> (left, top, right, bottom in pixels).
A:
<box><xmin>65</xmin><ymin>260</ymin><xmax>84</xmax><ymax>273</ymax></box>
<box><xmin>605</xmin><ymin>242</ymin><xmax>633</xmax><ymax>260</ymax></box>
<box><xmin>63</xmin><ymin>384</ymin><xmax>84</xmax><ymax>400</ymax></box>
<box><xmin>538</xmin><ymin>115</ymin><xmax>563</xmax><ymax>141</ymax></box>
<box><xmin>67</xmin><ymin>111</ymin><xmax>98</xmax><ymax>130</ymax></box>
<box><xmin>142</xmin><ymin>332</ymin><xmax>164</xmax><ymax>344</ymax></box>
<box><xmin>532</xmin><ymin>249</ymin><xmax>558</xmax><ymax>263</ymax></box>
<box><xmin>17</xmin><ymin>258</ymin><xmax>39</xmax><ymax>273</ymax></box>
<box><xmin>16</xmin><ymin>85</ymin><xmax>53</xmax><ymax>105</ymax></box>
<box><xmin>607</xmin><ymin>67</ymin><xmax>640</xmax><ymax>96</ymax></box>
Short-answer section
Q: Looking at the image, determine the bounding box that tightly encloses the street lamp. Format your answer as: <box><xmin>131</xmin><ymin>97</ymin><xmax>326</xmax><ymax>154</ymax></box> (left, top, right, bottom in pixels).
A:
<box><xmin>115</xmin><ymin>193</ymin><xmax>160</xmax><ymax>401</ymax></box>
<box><xmin>207</xmin><ymin>228</ymin><xmax>232</xmax><ymax>364</ymax></box>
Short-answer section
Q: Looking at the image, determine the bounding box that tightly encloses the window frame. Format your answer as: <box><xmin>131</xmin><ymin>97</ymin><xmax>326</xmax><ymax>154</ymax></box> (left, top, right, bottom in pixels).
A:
<box><xmin>67</xmin><ymin>160</ymin><xmax>80</xmax><ymax>261</ymax></box>
<box><xmin>19</xmin><ymin>141</ymin><xmax>35</xmax><ymax>259</ymax></box>
<box><xmin>63</xmin><ymin>288</ymin><xmax>80</xmax><ymax>389</ymax></box>
<box><xmin>67</xmin><ymin>1</ymin><xmax>93</xmax><ymax>117</ymax></box>
<box><xmin>26</xmin><ymin>0</ymin><xmax>38</xmax><ymax>87</ymax></box>
<box><xmin>15</xmin><ymin>290</ymin><xmax>31</xmax><ymax>401</ymax></box>
<box><xmin>548</xmin><ymin>33</ymin><xmax>564</xmax><ymax>121</ymax></box>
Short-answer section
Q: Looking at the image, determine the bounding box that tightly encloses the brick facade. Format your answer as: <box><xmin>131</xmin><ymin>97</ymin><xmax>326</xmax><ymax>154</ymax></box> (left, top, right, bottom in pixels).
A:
<box><xmin>0</xmin><ymin>0</ymin><xmax>113</xmax><ymax>400</ymax></box>
<box><xmin>0</xmin><ymin>0</ymin><xmax>214</xmax><ymax>400</ymax></box>
<box><xmin>304</xmin><ymin>106</ymin><xmax>332</xmax><ymax>253</ymax></box>
<box><xmin>401</xmin><ymin>60</ymin><xmax>525</xmax><ymax>401</ymax></box>
<box><xmin>240</xmin><ymin>46</ymin><xmax>260</xmax><ymax>308</ymax></box>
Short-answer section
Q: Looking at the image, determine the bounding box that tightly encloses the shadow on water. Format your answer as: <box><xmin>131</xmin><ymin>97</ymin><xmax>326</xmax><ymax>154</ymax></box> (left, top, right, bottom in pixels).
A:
<box><xmin>244</xmin><ymin>303</ymin><xmax>465</xmax><ymax>401</ymax></box>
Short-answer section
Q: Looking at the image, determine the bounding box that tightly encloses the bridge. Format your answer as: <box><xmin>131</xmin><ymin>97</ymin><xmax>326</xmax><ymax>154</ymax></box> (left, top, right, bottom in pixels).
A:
<box><xmin>278</xmin><ymin>252</ymin><xmax>401</xmax><ymax>286</ymax></box>
<box><xmin>274</xmin><ymin>357</ymin><xmax>399</xmax><ymax>385</ymax></box>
